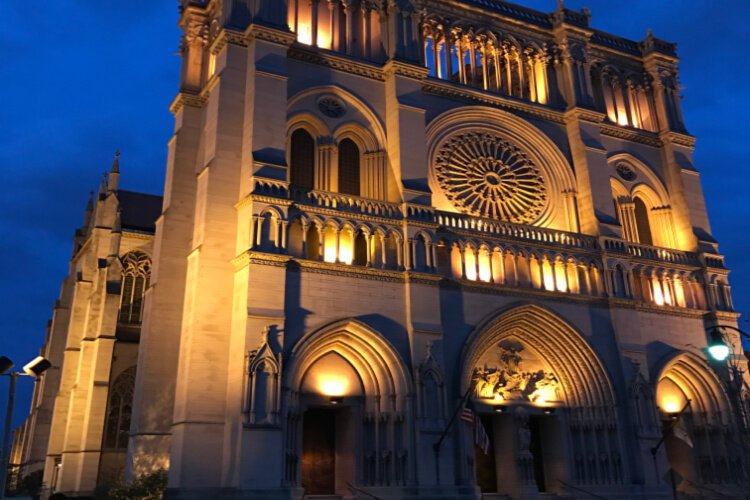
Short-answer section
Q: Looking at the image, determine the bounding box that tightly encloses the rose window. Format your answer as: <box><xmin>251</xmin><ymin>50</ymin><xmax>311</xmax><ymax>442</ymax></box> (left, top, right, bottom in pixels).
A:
<box><xmin>434</xmin><ymin>132</ymin><xmax>547</xmax><ymax>224</ymax></box>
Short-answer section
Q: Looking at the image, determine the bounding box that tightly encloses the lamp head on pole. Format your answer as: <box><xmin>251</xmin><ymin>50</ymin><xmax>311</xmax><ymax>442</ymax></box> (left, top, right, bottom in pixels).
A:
<box><xmin>707</xmin><ymin>328</ymin><xmax>730</xmax><ymax>362</ymax></box>
<box><xmin>0</xmin><ymin>356</ymin><xmax>13</xmax><ymax>375</ymax></box>
<box><xmin>22</xmin><ymin>356</ymin><xmax>52</xmax><ymax>377</ymax></box>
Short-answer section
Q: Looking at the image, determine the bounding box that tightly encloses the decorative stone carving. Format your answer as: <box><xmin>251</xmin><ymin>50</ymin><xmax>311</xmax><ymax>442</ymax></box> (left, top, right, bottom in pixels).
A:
<box><xmin>417</xmin><ymin>342</ymin><xmax>445</xmax><ymax>430</ymax></box>
<box><xmin>317</xmin><ymin>95</ymin><xmax>346</xmax><ymax>118</ymax></box>
<box><xmin>434</xmin><ymin>132</ymin><xmax>547</xmax><ymax>223</ymax></box>
<box><xmin>471</xmin><ymin>340</ymin><xmax>559</xmax><ymax>403</ymax></box>
<box><xmin>615</xmin><ymin>162</ymin><xmax>637</xmax><ymax>181</ymax></box>
<box><xmin>246</xmin><ymin>327</ymin><xmax>281</xmax><ymax>425</ymax></box>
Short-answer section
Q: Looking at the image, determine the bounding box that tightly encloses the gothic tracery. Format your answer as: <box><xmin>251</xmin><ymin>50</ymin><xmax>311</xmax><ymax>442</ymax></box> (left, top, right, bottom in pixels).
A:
<box><xmin>434</xmin><ymin>132</ymin><xmax>547</xmax><ymax>223</ymax></box>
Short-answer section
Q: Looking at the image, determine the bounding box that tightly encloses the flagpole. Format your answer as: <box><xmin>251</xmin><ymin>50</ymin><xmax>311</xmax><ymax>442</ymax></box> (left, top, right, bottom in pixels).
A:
<box><xmin>433</xmin><ymin>385</ymin><xmax>473</xmax><ymax>485</ymax></box>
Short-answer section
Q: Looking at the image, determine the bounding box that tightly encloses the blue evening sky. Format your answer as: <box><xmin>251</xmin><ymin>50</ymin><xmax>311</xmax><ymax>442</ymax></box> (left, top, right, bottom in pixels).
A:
<box><xmin>1</xmin><ymin>1</ymin><xmax>748</xmax><ymax>428</ymax></box>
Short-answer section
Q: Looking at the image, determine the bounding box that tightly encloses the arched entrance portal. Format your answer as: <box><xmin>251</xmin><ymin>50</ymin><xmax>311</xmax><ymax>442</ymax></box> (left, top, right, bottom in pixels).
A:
<box><xmin>285</xmin><ymin>319</ymin><xmax>413</xmax><ymax>496</ymax></box>
<box><xmin>461</xmin><ymin>304</ymin><xmax>622</xmax><ymax>498</ymax></box>
<box><xmin>655</xmin><ymin>352</ymin><xmax>746</xmax><ymax>493</ymax></box>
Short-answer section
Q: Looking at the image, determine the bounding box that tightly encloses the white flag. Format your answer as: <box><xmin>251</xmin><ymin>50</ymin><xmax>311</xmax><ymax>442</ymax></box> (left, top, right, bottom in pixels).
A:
<box><xmin>672</xmin><ymin>418</ymin><xmax>693</xmax><ymax>448</ymax></box>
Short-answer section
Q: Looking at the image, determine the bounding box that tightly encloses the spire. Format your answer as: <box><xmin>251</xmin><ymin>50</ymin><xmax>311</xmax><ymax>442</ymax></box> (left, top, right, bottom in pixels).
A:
<box><xmin>109</xmin><ymin>209</ymin><xmax>122</xmax><ymax>257</ymax></box>
<box><xmin>108</xmin><ymin>150</ymin><xmax>120</xmax><ymax>192</ymax></box>
<box><xmin>98</xmin><ymin>172</ymin><xmax>108</xmax><ymax>198</ymax></box>
<box><xmin>83</xmin><ymin>191</ymin><xmax>94</xmax><ymax>227</ymax></box>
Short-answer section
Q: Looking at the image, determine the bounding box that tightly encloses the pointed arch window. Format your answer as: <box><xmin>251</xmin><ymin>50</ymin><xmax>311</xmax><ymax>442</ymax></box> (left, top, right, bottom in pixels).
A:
<box><xmin>119</xmin><ymin>252</ymin><xmax>151</xmax><ymax>324</ymax></box>
<box><xmin>290</xmin><ymin>129</ymin><xmax>315</xmax><ymax>190</ymax></box>
<box><xmin>103</xmin><ymin>366</ymin><xmax>136</xmax><ymax>449</ymax></box>
<box><xmin>338</xmin><ymin>138</ymin><xmax>360</xmax><ymax>196</ymax></box>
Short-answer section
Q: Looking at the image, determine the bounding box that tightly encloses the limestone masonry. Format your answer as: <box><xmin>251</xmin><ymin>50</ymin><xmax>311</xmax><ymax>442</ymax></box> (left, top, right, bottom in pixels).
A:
<box><xmin>10</xmin><ymin>1</ymin><xmax>750</xmax><ymax>499</ymax></box>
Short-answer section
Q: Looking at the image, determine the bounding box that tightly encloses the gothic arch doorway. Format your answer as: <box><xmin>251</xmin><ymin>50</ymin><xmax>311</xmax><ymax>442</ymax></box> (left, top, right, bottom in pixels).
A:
<box><xmin>655</xmin><ymin>352</ymin><xmax>746</xmax><ymax>493</ymax></box>
<box><xmin>460</xmin><ymin>304</ymin><xmax>622</xmax><ymax>498</ymax></box>
<box><xmin>285</xmin><ymin>319</ymin><xmax>413</xmax><ymax>496</ymax></box>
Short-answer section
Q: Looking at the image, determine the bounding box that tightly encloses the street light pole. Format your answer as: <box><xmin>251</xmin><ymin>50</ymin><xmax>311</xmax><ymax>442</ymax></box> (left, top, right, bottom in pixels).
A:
<box><xmin>706</xmin><ymin>325</ymin><xmax>750</xmax><ymax>362</ymax></box>
<box><xmin>0</xmin><ymin>356</ymin><xmax>51</xmax><ymax>499</ymax></box>
<box><xmin>0</xmin><ymin>373</ymin><xmax>17</xmax><ymax>500</ymax></box>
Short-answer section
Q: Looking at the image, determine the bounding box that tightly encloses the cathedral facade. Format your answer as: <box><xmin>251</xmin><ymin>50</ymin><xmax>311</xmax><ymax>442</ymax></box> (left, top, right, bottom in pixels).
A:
<box><xmin>11</xmin><ymin>1</ymin><xmax>750</xmax><ymax>499</ymax></box>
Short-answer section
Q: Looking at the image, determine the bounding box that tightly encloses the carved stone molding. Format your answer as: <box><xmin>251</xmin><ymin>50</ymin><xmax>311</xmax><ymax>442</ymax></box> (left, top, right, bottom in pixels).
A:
<box><xmin>169</xmin><ymin>91</ymin><xmax>208</xmax><ymax>114</ymax></box>
<box><xmin>289</xmin><ymin>47</ymin><xmax>385</xmax><ymax>81</ymax></box>
<box><xmin>423</xmin><ymin>80</ymin><xmax>565</xmax><ymax>124</ymax></box>
<box><xmin>246</xmin><ymin>24</ymin><xmax>297</xmax><ymax>47</ymax></box>
<box><xmin>210</xmin><ymin>28</ymin><xmax>248</xmax><ymax>53</ymax></box>
<box><xmin>600</xmin><ymin>123</ymin><xmax>662</xmax><ymax>147</ymax></box>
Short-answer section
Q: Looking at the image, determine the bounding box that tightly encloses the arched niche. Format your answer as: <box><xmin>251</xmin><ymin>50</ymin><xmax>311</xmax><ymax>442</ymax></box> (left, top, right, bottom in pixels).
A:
<box><xmin>426</xmin><ymin>106</ymin><xmax>577</xmax><ymax>230</ymax></box>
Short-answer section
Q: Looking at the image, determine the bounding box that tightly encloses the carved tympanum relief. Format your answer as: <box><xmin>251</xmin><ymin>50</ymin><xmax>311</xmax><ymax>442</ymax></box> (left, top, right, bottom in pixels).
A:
<box><xmin>434</xmin><ymin>132</ymin><xmax>547</xmax><ymax>224</ymax></box>
<box><xmin>471</xmin><ymin>340</ymin><xmax>559</xmax><ymax>404</ymax></box>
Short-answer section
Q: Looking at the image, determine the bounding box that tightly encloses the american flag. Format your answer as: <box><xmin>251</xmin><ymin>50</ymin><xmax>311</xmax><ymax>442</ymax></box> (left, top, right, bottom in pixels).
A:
<box><xmin>461</xmin><ymin>399</ymin><xmax>491</xmax><ymax>454</ymax></box>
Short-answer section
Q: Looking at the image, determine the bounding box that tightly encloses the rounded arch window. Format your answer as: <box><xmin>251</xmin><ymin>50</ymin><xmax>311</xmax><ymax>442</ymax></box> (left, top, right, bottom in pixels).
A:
<box><xmin>338</xmin><ymin>138</ymin><xmax>360</xmax><ymax>196</ymax></box>
<box><xmin>290</xmin><ymin>129</ymin><xmax>315</xmax><ymax>190</ymax></box>
<box><xmin>633</xmin><ymin>197</ymin><xmax>653</xmax><ymax>245</ymax></box>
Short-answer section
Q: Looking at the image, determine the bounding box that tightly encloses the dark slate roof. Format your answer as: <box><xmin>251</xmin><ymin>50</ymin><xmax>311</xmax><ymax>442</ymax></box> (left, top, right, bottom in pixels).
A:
<box><xmin>118</xmin><ymin>190</ymin><xmax>163</xmax><ymax>234</ymax></box>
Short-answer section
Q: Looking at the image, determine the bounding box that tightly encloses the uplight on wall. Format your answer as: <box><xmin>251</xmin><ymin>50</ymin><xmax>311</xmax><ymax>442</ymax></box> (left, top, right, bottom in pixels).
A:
<box><xmin>297</xmin><ymin>25</ymin><xmax>313</xmax><ymax>45</ymax></box>
<box><xmin>319</xmin><ymin>376</ymin><xmax>348</xmax><ymax>397</ymax></box>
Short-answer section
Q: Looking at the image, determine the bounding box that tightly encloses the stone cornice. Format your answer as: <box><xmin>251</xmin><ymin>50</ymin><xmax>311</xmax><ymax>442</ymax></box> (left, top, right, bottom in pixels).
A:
<box><xmin>210</xmin><ymin>28</ymin><xmax>248</xmax><ymax>53</ymax></box>
<box><xmin>121</xmin><ymin>230</ymin><xmax>154</xmax><ymax>240</ymax></box>
<box><xmin>708</xmin><ymin>310</ymin><xmax>742</xmax><ymax>321</ymax></box>
<box><xmin>608</xmin><ymin>298</ymin><xmax>710</xmax><ymax>319</ymax></box>
<box><xmin>169</xmin><ymin>91</ymin><xmax>208</xmax><ymax>114</ymax></box>
<box><xmin>661</xmin><ymin>130</ymin><xmax>697</xmax><ymax>149</ymax></box>
<box><xmin>248</xmin><ymin>194</ymin><xmax>293</xmax><ymax>207</ymax></box>
<box><xmin>288</xmin><ymin>46</ymin><xmax>385</xmax><ymax>81</ymax></box>
<box><xmin>245</xmin><ymin>24</ymin><xmax>297</xmax><ymax>47</ymax></box>
<box><xmin>291</xmin><ymin>203</ymin><xmax>397</xmax><ymax>226</ymax></box>
<box><xmin>422</xmin><ymin>79</ymin><xmax>565</xmax><ymax>124</ymax></box>
<box><xmin>599</xmin><ymin>124</ymin><xmax>661</xmax><ymax>147</ymax></box>
<box><xmin>382</xmin><ymin>59</ymin><xmax>430</xmax><ymax>80</ymax></box>
<box><xmin>564</xmin><ymin>107</ymin><xmax>606</xmax><ymax>125</ymax></box>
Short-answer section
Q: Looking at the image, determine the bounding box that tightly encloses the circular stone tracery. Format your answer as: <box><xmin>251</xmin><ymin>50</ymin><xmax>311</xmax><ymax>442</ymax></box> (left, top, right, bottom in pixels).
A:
<box><xmin>434</xmin><ymin>132</ymin><xmax>547</xmax><ymax>223</ymax></box>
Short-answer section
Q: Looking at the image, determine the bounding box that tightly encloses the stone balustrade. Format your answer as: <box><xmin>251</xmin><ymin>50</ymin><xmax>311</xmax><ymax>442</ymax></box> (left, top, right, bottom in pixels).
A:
<box><xmin>248</xmin><ymin>195</ymin><xmax>733</xmax><ymax>313</ymax></box>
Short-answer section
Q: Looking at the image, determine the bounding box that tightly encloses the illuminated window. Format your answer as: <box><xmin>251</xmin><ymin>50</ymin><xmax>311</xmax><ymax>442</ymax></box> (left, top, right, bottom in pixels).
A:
<box><xmin>119</xmin><ymin>251</ymin><xmax>151</xmax><ymax>324</ymax></box>
<box><xmin>338</xmin><ymin>139</ymin><xmax>360</xmax><ymax>196</ymax></box>
<box><xmin>208</xmin><ymin>53</ymin><xmax>216</xmax><ymax>78</ymax></box>
<box><xmin>103</xmin><ymin>366</ymin><xmax>136</xmax><ymax>449</ymax></box>
<box><xmin>290</xmin><ymin>129</ymin><xmax>315</xmax><ymax>190</ymax></box>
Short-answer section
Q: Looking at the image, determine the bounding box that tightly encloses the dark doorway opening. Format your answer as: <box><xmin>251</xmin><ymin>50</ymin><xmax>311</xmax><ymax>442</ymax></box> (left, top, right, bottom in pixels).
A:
<box><xmin>529</xmin><ymin>416</ymin><xmax>547</xmax><ymax>492</ymax></box>
<box><xmin>301</xmin><ymin>405</ymin><xmax>356</xmax><ymax>496</ymax></box>
<box><xmin>302</xmin><ymin>407</ymin><xmax>336</xmax><ymax>495</ymax></box>
<box><xmin>475</xmin><ymin>414</ymin><xmax>497</xmax><ymax>493</ymax></box>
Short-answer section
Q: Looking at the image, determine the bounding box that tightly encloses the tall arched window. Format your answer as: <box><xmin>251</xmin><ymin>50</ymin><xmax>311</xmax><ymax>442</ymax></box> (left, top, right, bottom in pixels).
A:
<box><xmin>119</xmin><ymin>252</ymin><xmax>151</xmax><ymax>324</ymax></box>
<box><xmin>338</xmin><ymin>138</ymin><xmax>360</xmax><ymax>196</ymax></box>
<box><xmin>290</xmin><ymin>129</ymin><xmax>315</xmax><ymax>190</ymax></box>
<box><xmin>103</xmin><ymin>366</ymin><xmax>136</xmax><ymax>449</ymax></box>
<box><xmin>633</xmin><ymin>197</ymin><xmax>653</xmax><ymax>246</ymax></box>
